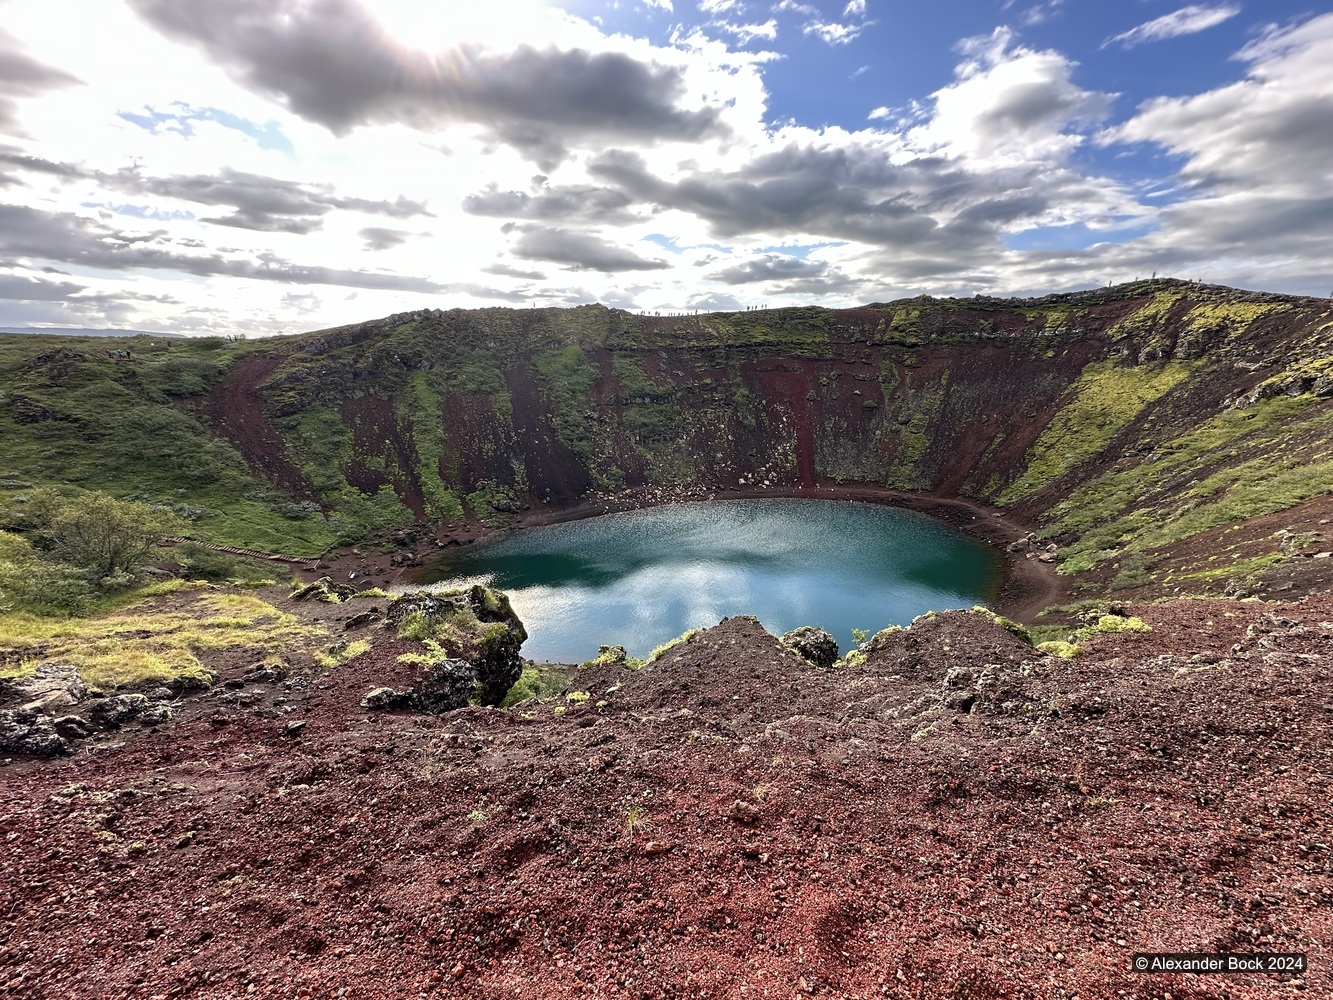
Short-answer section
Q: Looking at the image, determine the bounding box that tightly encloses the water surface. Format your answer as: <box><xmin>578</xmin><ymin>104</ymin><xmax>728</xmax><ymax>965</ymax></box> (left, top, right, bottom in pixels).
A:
<box><xmin>417</xmin><ymin>499</ymin><xmax>1002</xmax><ymax>662</ymax></box>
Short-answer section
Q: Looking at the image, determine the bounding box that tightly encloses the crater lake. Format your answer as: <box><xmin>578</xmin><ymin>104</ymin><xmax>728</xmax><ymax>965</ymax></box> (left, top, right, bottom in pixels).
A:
<box><xmin>414</xmin><ymin>498</ymin><xmax>1004</xmax><ymax>662</ymax></box>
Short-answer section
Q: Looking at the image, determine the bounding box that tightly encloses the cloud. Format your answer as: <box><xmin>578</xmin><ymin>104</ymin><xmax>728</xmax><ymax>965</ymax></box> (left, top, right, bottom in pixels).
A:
<box><xmin>0</xmin><ymin>272</ymin><xmax>86</xmax><ymax>300</ymax></box>
<box><xmin>506</xmin><ymin>225</ymin><xmax>670</xmax><ymax>272</ymax></box>
<box><xmin>483</xmin><ymin>262</ymin><xmax>547</xmax><ymax>280</ymax></box>
<box><xmin>0</xmin><ymin>147</ymin><xmax>85</xmax><ymax>177</ymax></box>
<box><xmin>698</xmin><ymin>0</ymin><xmax>741</xmax><ymax>12</ymax></box>
<box><xmin>589</xmin><ymin>145</ymin><xmax>960</xmax><ymax>255</ymax></box>
<box><xmin>1108</xmin><ymin>15</ymin><xmax>1333</xmax><ymax>196</ymax></box>
<box><xmin>932</xmin><ymin>13</ymin><xmax>1333</xmax><ymax>294</ymax></box>
<box><xmin>708</xmin><ymin>254</ymin><xmax>829</xmax><ymax>284</ymax></box>
<box><xmin>843</xmin><ymin>1</ymin><xmax>867</xmax><ymax>16</ymax></box>
<box><xmin>1020</xmin><ymin>0</ymin><xmax>1065</xmax><ymax>28</ymax></box>
<box><xmin>573</xmin><ymin>30</ymin><xmax>1145</xmax><ymax>290</ymax></box>
<box><xmin>128</xmin><ymin>0</ymin><xmax>726</xmax><ymax>163</ymax></box>
<box><xmin>462</xmin><ymin>183</ymin><xmax>638</xmax><ymax>226</ymax></box>
<box><xmin>0</xmin><ymin>28</ymin><xmax>80</xmax><ymax>135</ymax></box>
<box><xmin>803</xmin><ymin>21</ymin><xmax>868</xmax><ymax>46</ymax></box>
<box><xmin>685</xmin><ymin>290</ymin><xmax>744</xmax><ymax>311</ymax></box>
<box><xmin>1097</xmin><ymin>12</ymin><xmax>1333</xmax><ymax>286</ymax></box>
<box><xmin>712</xmin><ymin>20</ymin><xmax>778</xmax><ymax>44</ymax></box>
<box><xmin>914</xmin><ymin>29</ymin><xmax>1115</xmax><ymax>159</ymax></box>
<box><xmin>0</xmin><ymin>202</ymin><xmax>448</xmax><ymax>292</ymax></box>
<box><xmin>359</xmin><ymin>227</ymin><xmax>409</xmax><ymax>251</ymax></box>
<box><xmin>1105</xmin><ymin>4</ymin><xmax>1241</xmax><ymax>49</ymax></box>
<box><xmin>436</xmin><ymin>282</ymin><xmax>534</xmax><ymax>304</ymax></box>
<box><xmin>108</xmin><ymin>167</ymin><xmax>431</xmax><ymax>233</ymax></box>
<box><xmin>0</xmin><ymin>154</ymin><xmax>432</xmax><ymax>234</ymax></box>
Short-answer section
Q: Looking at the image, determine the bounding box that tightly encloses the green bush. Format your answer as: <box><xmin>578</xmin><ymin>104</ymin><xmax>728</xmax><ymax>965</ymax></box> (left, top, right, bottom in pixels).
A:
<box><xmin>42</xmin><ymin>492</ymin><xmax>182</xmax><ymax>582</ymax></box>
<box><xmin>173</xmin><ymin>542</ymin><xmax>279</xmax><ymax>586</ymax></box>
<box><xmin>396</xmin><ymin>608</ymin><xmax>436</xmax><ymax>641</ymax></box>
<box><xmin>0</xmin><ymin>557</ymin><xmax>95</xmax><ymax>615</ymax></box>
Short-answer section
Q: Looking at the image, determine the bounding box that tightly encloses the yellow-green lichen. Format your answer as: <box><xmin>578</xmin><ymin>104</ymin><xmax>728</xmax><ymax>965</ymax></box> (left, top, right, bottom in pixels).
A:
<box><xmin>999</xmin><ymin>360</ymin><xmax>1194</xmax><ymax>503</ymax></box>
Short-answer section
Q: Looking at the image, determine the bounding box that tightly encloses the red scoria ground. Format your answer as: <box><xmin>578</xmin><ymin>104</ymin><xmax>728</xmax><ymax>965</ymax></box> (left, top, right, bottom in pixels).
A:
<box><xmin>2</xmin><ymin>595</ymin><xmax>1331</xmax><ymax>999</ymax></box>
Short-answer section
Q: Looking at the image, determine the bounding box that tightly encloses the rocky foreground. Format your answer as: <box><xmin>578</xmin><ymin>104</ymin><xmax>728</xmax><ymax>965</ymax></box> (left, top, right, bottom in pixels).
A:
<box><xmin>2</xmin><ymin>595</ymin><xmax>1331</xmax><ymax>999</ymax></box>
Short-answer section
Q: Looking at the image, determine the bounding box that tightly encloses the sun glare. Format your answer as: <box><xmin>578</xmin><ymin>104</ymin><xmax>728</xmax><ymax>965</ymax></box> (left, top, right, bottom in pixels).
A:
<box><xmin>369</xmin><ymin>0</ymin><xmax>554</xmax><ymax>51</ymax></box>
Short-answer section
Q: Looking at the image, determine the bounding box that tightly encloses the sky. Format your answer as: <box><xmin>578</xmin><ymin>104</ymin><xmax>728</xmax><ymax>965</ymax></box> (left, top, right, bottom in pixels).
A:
<box><xmin>0</xmin><ymin>0</ymin><xmax>1330</xmax><ymax>335</ymax></box>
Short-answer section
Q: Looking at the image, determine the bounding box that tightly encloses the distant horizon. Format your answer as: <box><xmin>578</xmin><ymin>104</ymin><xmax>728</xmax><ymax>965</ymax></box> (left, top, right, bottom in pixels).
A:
<box><xmin>4</xmin><ymin>274</ymin><xmax>1325</xmax><ymax>342</ymax></box>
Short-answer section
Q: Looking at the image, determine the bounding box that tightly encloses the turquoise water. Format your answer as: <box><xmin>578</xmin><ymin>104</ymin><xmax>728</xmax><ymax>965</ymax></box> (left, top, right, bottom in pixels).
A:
<box><xmin>416</xmin><ymin>499</ymin><xmax>1003</xmax><ymax>663</ymax></box>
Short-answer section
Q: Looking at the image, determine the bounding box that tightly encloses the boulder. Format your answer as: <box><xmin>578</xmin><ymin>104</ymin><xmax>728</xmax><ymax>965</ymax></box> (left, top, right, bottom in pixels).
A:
<box><xmin>342</xmin><ymin>609</ymin><xmax>381</xmax><ymax>631</ymax></box>
<box><xmin>138</xmin><ymin>703</ymin><xmax>173</xmax><ymax>726</ymax></box>
<box><xmin>290</xmin><ymin>577</ymin><xmax>359</xmax><ymax>602</ymax></box>
<box><xmin>380</xmin><ymin>587</ymin><xmax>527</xmax><ymax>708</ymax></box>
<box><xmin>5</xmin><ymin>662</ymin><xmax>86</xmax><ymax>708</ymax></box>
<box><xmin>467</xmin><ymin>585</ymin><xmax>528</xmax><ymax>706</ymax></box>
<box><xmin>382</xmin><ymin>592</ymin><xmax>464</xmax><ymax>629</ymax></box>
<box><xmin>52</xmin><ymin>716</ymin><xmax>93</xmax><ymax>740</ymax></box>
<box><xmin>360</xmin><ymin>687</ymin><xmax>414</xmax><ymax>711</ymax></box>
<box><xmin>88</xmin><ymin>693</ymin><xmax>151</xmax><ymax>727</ymax></box>
<box><xmin>940</xmin><ymin>666</ymin><xmax>977</xmax><ymax>711</ymax></box>
<box><xmin>242</xmin><ymin>665</ymin><xmax>286</xmax><ymax>684</ymax></box>
<box><xmin>780</xmin><ymin>626</ymin><xmax>839</xmax><ymax>669</ymax></box>
<box><xmin>414</xmin><ymin>659</ymin><xmax>479</xmax><ymax>713</ymax></box>
<box><xmin>0</xmin><ymin>710</ymin><xmax>69</xmax><ymax>756</ymax></box>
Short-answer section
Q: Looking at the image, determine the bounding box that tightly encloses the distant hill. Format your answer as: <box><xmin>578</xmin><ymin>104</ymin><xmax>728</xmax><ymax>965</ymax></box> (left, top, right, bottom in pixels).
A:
<box><xmin>0</xmin><ymin>327</ymin><xmax>184</xmax><ymax>338</ymax></box>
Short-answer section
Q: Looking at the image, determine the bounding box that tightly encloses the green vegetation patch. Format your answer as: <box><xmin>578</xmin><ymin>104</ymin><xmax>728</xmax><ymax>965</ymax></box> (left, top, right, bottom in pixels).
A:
<box><xmin>500</xmin><ymin>662</ymin><xmax>574</xmax><ymax>708</ymax></box>
<box><xmin>0</xmin><ymin>588</ymin><xmax>328</xmax><ymax>689</ymax></box>
<box><xmin>648</xmin><ymin>627</ymin><xmax>703</xmax><ymax>662</ymax></box>
<box><xmin>1052</xmin><ymin>395</ymin><xmax>1333</xmax><ymax>573</ymax></box>
<box><xmin>0</xmin><ymin>335</ymin><xmax>344</xmax><ymax>557</ymax></box>
<box><xmin>999</xmin><ymin>359</ymin><xmax>1193</xmax><ymax>503</ymax></box>
<box><xmin>533</xmin><ymin>346</ymin><xmax>600</xmax><ymax>460</ymax></box>
<box><xmin>404</xmin><ymin>372</ymin><xmax>466</xmax><ymax>524</ymax></box>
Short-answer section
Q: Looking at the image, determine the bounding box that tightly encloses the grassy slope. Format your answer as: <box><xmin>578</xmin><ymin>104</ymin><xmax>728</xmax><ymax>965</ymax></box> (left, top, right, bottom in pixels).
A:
<box><xmin>4</xmin><ymin>280</ymin><xmax>1333</xmax><ymax>604</ymax></box>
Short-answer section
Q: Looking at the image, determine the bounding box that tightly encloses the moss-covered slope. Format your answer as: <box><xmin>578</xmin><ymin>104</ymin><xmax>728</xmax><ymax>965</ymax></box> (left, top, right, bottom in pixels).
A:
<box><xmin>4</xmin><ymin>279</ymin><xmax>1332</xmax><ymax>602</ymax></box>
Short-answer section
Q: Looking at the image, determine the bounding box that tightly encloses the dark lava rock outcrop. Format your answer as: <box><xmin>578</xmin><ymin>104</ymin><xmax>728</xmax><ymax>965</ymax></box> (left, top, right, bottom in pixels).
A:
<box><xmin>779</xmin><ymin>626</ymin><xmax>839</xmax><ymax>668</ymax></box>
<box><xmin>369</xmin><ymin>586</ymin><xmax>528</xmax><ymax>710</ymax></box>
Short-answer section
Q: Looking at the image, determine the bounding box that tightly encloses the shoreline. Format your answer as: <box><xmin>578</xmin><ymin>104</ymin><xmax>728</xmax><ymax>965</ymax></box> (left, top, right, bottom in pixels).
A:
<box><xmin>394</xmin><ymin>482</ymin><xmax>1068</xmax><ymax>626</ymax></box>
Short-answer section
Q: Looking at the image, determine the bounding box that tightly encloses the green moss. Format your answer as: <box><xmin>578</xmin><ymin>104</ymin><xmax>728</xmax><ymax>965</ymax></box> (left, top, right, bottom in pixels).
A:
<box><xmin>1181</xmin><ymin>301</ymin><xmax>1284</xmax><ymax>339</ymax></box>
<box><xmin>315</xmin><ymin>638</ymin><xmax>370</xmax><ymax>669</ymax></box>
<box><xmin>532</xmin><ymin>346</ymin><xmax>600</xmax><ymax>461</ymax></box>
<box><xmin>648</xmin><ymin>627</ymin><xmax>702</xmax><ymax>661</ymax></box>
<box><xmin>969</xmin><ymin>606</ymin><xmax>1033</xmax><ymax>643</ymax></box>
<box><xmin>1081</xmin><ymin>614</ymin><xmax>1152</xmax><ymax>636</ymax></box>
<box><xmin>885</xmin><ymin>375</ymin><xmax>947</xmax><ymax>490</ymax></box>
<box><xmin>0</xmin><ymin>588</ymin><xmax>328</xmax><ymax>688</ymax></box>
<box><xmin>500</xmin><ymin>662</ymin><xmax>572</xmax><ymax>707</ymax></box>
<box><xmin>999</xmin><ymin>360</ymin><xmax>1193</xmax><ymax>503</ymax></box>
<box><xmin>1050</xmin><ymin>395</ymin><xmax>1333</xmax><ymax>571</ymax></box>
<box><xmin>405</xmin><ymin>372</ymin><xmax>466</xmax><ymax>524</ymax></box>
<box><xmin>1037</xmin><ymin>640</ymin><xmax>1080</xmax><ymax>658</ymax></box>
<box><xmin>396</xmin><ymin>608</ymin><xmax>436</xmax><ymax>641</ymax></box>
<box><xmin>500</xmin><ymin>667</ymin><xmax>540</xmax><ymax>707</ymax></box>
<box><xmin>1105</xmin><ymin>290</ymin><xmax>1183</xmax><ymax>340</ymax></box>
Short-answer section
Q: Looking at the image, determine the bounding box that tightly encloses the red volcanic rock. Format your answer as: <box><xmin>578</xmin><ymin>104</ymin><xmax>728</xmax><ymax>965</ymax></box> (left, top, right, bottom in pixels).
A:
<box><xmin>1</xmin><ymin>598</ymin><xmax>1330</xmax><ymax>998</ymax></box>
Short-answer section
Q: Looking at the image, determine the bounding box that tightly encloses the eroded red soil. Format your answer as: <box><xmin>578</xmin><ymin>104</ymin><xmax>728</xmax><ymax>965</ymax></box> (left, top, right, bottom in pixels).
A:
<box><xmin>3</xmin><ymin>593</ymin><xmax>1331</xmax><ymax>999</ymax></box>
